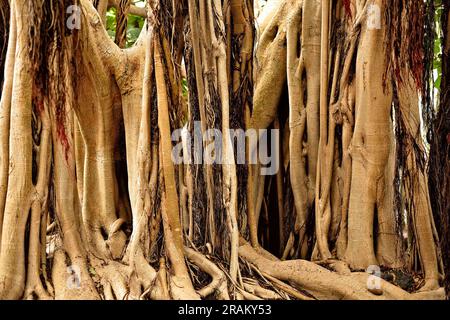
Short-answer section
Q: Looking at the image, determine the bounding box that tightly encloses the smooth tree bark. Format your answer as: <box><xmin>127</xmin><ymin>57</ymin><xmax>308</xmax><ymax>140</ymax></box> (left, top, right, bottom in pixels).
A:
<box><xmin>0</xmin><ymin>0</ymin><xmax>446</xmax><ymax>300</ymax></box>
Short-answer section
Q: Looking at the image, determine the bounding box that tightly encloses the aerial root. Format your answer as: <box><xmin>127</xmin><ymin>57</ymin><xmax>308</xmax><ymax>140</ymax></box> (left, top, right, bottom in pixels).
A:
<box><xmin>257</xmin><ymin>271</ymin><xmax>314</xmax><ymax>300</ymax></box>
<box><xmin>242</xmin><ymin>281</ymin><xmax>283</xmax><ymax>300</ymax></box>
<box><xmin>240</xmin><ymin>240</ymin><xmax>409</xmax><ymax>300</ymax></box>
<box><xmin>97</xmin><ymin>262</ymin><xmax>132</xmax><ymax>300</ymax></box>
<box><xmin>51</xmin><ymin>249</ymin><xmax>100</xmax><ymax>300</ymax></box>
<box><xmin>239</xmin><ymin>240</ymin><xmax>447</xmax><ymax>300</ymax></box>
<box><xmin>184</xmin><ymin>247</ymin><xmax>230</xmax><ymax>300</ymax></box>
<box><xmin>23</xmin><ymin>278</ymin><xmax>52</xmax><ymax>300</ymax></box>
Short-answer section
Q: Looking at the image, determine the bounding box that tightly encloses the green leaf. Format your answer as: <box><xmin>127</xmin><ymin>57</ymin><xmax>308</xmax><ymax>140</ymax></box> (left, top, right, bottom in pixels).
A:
<box><xmin>106</xmin><ymin>8</ymin><xmax>117</xmax><ymax>32</ymax></box>
<box><xmin>434</xmin><ymin>75</ymin><xmax>441</xmax><ymax>90</ymax></box>
<box><xmin>181</xmin><ymin>78</ymin><xmax>188</xmax><ymax>98</ymax></box>
<box><xmin>107</xmin><ymin>30</ymin><xmax>115</xmax><ymax>41</ymax></box>
<box><xmin>126</xmin><ymin>27</ymin><xmax>142</xmax><ymax>47</ymax></box>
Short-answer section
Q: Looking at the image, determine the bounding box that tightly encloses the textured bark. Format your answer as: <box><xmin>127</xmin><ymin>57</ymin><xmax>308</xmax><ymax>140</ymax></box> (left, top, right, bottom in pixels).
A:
<box><xmin>0</xmin><ymin>0</ymin><xmax>446</xmax><ymax>300</ymax></box>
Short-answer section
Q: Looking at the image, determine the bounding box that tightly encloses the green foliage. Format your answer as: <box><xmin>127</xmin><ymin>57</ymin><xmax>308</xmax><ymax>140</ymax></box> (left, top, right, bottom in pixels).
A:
<box><xmin>181</xmin><ymin>78</ymin><xmax>188</xmax><ymax>99</ymax></box>
<box><xmin>104</xmin><ymin>2</ymin><xmax>189</xmax><ymax>99</ymax></box>
<box><xmin>126</xmin><ymin>14</ymin><xmax>145</xmax><ymax>47</ymax></box>
<box><xmin>434</xmin><ymin>0</ymin><xmax>444</xmax><ymax>91</ymax></box>
<box><xmin>105</xmin><ymin>3</ymin><xmax>145</xmax><ymax>48</ymax></box>
<box><xmin>106</xmin><ymin>8</ymin><xmax>117</xmax><ymax>40</ymax></box>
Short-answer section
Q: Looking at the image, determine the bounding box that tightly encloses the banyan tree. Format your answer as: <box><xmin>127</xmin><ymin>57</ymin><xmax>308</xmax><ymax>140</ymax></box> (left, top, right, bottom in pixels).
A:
<box><xmin>0</xmin><ymin>0</ymin><xmax>448</xmax><ymax>300</ymax></box>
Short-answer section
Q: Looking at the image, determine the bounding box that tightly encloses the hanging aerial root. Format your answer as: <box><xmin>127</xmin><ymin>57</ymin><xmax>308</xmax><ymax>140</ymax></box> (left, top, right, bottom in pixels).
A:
<box><xmin>24</xmin><ymin>97</ymin><xmax>52</xmax><ymax>300</ymax></box>
<box><xmin>114</xmin><ymin>0</ymin><xmax>132</xmax><ymax>48</ymax></box>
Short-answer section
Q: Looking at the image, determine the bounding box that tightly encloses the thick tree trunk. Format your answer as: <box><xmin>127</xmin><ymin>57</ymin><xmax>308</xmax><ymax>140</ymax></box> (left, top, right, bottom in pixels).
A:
<box><xmin>0</xmin><ymin>0</ymin><xmax>446</xmax><ymax>300</ymax></box>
